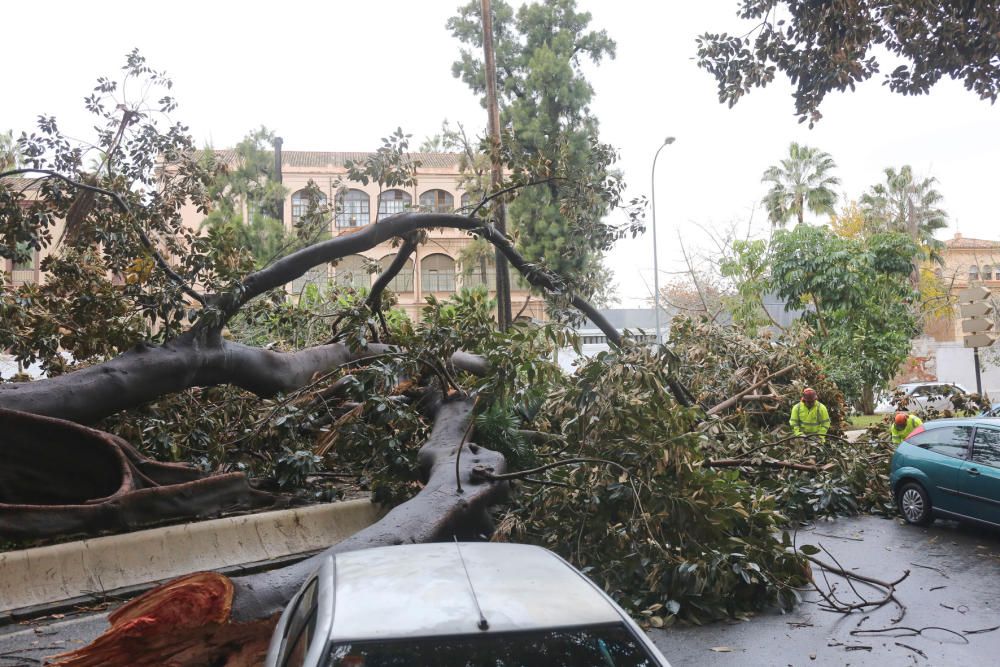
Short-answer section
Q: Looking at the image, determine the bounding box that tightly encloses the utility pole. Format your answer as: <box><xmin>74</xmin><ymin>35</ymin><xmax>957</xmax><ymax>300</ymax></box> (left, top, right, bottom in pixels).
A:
<box><xmin>650</xmin><ymin>137</ymin><xmax>675</xmax><ymax>345</ymax></box>
<box><xmin>481</xmin><ymin>0</ymin><xmax>512</xmax><ymax>329</ymax></box>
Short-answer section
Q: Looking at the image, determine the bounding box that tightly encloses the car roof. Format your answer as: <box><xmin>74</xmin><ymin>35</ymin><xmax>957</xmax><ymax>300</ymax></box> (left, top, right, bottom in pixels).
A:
<box><xmin>327</xmin><ymin>542</ymin><xmax>624</xmax><ymax>642</ymax></box>
<box><xmin>897</xmin><ymin>381</ymin><xmax>965</xmax><ymax>389</ymax></box>
<box><xmin>922</xmin><ymin>417</ymin><xmax>1000</xmax><ymax>428</ymax></box>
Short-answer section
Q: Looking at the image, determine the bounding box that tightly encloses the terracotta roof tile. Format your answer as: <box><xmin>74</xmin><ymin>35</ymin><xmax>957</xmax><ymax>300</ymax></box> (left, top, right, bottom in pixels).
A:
<box><xmin>196</xmin><ymin>150</ymin><xmax>461</xmax><ymax>170</ymax></box>
<box><xmin>945</xmin><ymin>236</ymin><xmax>1000</xmax><ymax>249</ymax></box>
<box><xmin>0</xmin><ymin>176</ymin><xmax>42</xmax><ymax>191</ymax></box>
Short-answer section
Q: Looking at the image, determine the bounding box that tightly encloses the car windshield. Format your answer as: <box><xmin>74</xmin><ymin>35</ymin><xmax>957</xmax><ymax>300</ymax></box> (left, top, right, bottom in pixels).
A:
<box><xmin>327</xmin><ymin>623</ymin><xmax>658</xmax><ymax>666</ymax></box>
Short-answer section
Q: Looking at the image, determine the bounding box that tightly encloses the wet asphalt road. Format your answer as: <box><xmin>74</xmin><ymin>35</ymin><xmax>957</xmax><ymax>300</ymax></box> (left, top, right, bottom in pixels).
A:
<box><xmin>2</xmin><ymin>515</ymin><xmax>998</xmax><ymax>666</ymax></box>
<box><xmin>650</xmin><ymin>515</ymin><xmax>1000</xmax><ymax>667</ymax></box>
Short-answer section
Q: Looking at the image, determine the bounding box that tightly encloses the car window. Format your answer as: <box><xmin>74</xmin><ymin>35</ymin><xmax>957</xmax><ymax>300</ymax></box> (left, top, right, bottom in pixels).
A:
<box><xmin>280</xmin><ymin>578</ymin><xmax>319</xmax><ymax>667</ymax></box>
<box><xmin>906</xmin><ymin>426</ymin><xmax>973</xmax><ymax>459</ymax></box>
<box><xmin>972</xmin><ymin>427</ymin><xmax>1000</xmax><ymax>469</ymax></box>
<box><xmin>284</xmin><ymin>607</ymin><xmax>318</xmax><ymax>667</ymax></box>
<box><xmin>910</xmin><ymin>386</ymin><xmax>932</xmax><ymax>397</ymax></box>
<box><xmin>327</xmin><ymin>624</ymin><xmax>659</xmax><ymax>666</ymax></box>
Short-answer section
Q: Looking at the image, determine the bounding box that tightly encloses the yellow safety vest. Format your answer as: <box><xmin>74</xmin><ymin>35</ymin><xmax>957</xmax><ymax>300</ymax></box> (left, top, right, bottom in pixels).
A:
<box><xmin>789</xmin><ymin>401</ymin><xmax>831</xmax><ymax>439</ymax></box>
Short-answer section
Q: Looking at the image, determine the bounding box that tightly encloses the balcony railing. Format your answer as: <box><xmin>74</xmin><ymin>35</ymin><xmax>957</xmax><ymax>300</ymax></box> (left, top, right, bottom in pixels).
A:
<box><xmin>7</xmin><ymin>269</ymin><xmax>37</xmax><ymax>286</ymax></box>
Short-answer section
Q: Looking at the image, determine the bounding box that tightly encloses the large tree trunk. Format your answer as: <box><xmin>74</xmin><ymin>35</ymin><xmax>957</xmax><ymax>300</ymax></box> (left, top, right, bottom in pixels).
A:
<box><xmin>0</xmin><ymin>408</ymin><xmax>291</xmax><ymax>540</ymax></box>
<box><xmin>49</xmin><ymin>396</ymin><xmax>506</xmax><ymax>667</ymax></box>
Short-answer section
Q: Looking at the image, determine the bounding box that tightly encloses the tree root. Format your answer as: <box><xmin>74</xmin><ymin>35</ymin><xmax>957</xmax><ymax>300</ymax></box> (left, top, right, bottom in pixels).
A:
<box><xmin>0</xmin><ymin>409</ymin><xmax>290</xmax><ymax>540</ymax></box>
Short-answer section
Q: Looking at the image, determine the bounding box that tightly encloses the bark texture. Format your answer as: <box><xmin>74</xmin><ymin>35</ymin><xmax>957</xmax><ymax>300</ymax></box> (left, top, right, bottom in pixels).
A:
<box><xmin>0</xmin><ymin>409</ymin><xmax>290</xmax><ymax>540</ymax></box>
<box><xmin>0</xmin><ymin>338</ymin><xmax>386</xmax><ymax>424</ymax></box>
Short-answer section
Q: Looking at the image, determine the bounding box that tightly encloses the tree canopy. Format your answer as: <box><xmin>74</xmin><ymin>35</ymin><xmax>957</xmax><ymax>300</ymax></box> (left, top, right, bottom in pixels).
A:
<box><xmin>768</xmin><ymin>224</ymin><xmax>920</xmax><ymax>410</ymax></box>
<box><xmin>448</xmin><ymin>0</ymin><xmax>630</xmax><ymax>303</ymax></box>
<box><xmin>698</xmin><ymin>1</ymin><xmax>1000</xmax><ymax>125</ymax></box>
<box><xmin>761</xmin><ymin>142</ymin><xmax>840</xmax><ymax>227</ymax></box>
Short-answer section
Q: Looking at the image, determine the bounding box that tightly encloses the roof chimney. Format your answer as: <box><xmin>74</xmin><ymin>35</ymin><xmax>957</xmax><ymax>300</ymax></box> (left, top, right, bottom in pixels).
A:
<box><xmin>954</xmin><ymin>232</ymin><xmax>962</xmax><ymax>240</ymax></box>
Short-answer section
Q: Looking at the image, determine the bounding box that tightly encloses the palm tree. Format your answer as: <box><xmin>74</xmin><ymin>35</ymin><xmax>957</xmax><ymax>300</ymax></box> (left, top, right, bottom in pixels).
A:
<box><xmin>761</xmin><ymin>143</ymin><xmax>841</xmax><ymax>227</ymax></box>
<box><xmin>860</xmin><ymin>165</ymin><xmax>948</xmax><ymax>265</ymax></box>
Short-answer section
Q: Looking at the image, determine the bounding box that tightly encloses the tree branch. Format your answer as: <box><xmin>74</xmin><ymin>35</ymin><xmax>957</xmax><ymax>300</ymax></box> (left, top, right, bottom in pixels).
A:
<box><xmin>705</xmin><ymin>458</ymin><xmax>833</xmax><ymax>473</ymax></box>
<box><xmin>706</xmin><ymin>364</ymin><xmax>795</xmax><ymax>415</ymax></box>
<box><xmin>365</xmin><ymin>233</ymin><xmax>419</xmax><ymax>311</ymax></box>
<box><xmin>0</xmin><ymin>168</ymin><xmax>205</xmax><ymax>305</ymax></box>
<box><xmin>0</xmin><ymin>338</ymin><xmax>394</xmax><ymax>423</ymax></box>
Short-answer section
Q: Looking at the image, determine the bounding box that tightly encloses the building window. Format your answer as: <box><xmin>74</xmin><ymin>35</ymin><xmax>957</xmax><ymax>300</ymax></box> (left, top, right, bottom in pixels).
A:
<box><xmin>289</xmin><ymin>265</ymin><xmax>328</xmax><ymax>296</ymax></box>
<box><xmin>336</xmin><ymin>189</ymin><xmax>370</xmax><ymax>229</ymax></box>
<box><xmin>379</xmin><ymin>255</ymin><xmax>414</xmax><ymax>293</ymax></box>
<box><xmin>934</xmin><ymin>268</ymin><xmax>943</xmax><ymax>279</ymax></box>
<box><xmin>421</xmin><ymin>253</ymin><xmax>456</xmax><ymax>292</ymax></box>
<box><xmin>460</xmin><ymin>192</ymin><xmax>472</xmax><ymax>212</ymax></box>
<box><xmin>291</xmin><ymin>188</ymin><xmax>327</xmax><ymax>226</ymax></box>
<box><xmin>464</xmin><ymin>258</ymin><xmax>498</xmax><ymax>290</ymax></box>
<box><xmin>419</xmin><ymin>189</ymin><xmax>454</xmax><ymax>213</ymax></box>
<box><xmin>5</xmin><ymin>245</ymin><xmax>38</xmax><ymax>286</ymax></box>
<box><xmin>377</xmin><ymin>190</ymin><xmax>411</xmax><ymax>221</ymax></box>
<box><xmin>334</xmin><ymin>255</ymin><xmax>370</xmax><ymax>290</ymax></box>
<box><xmin>984</xmin><ymin>264</ymin><xmax>993</xmax><ymax>281</ymax></box>
<box><xmin>969</xmin><ymin>265</ymin><xmax>980</xmax><ymax>282</ymax></box>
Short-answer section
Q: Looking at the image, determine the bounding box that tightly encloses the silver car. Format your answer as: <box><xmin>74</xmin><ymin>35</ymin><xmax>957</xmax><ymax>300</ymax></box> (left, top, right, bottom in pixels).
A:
<box><xmin>874</xmin><ymin>382</ymin><xmax>970</xmax><ymax>414</ymax></box>
<box><xmin>265</xmin><ymin>541</ymin><xmax>671</xmax><ymax>667</ymax></box>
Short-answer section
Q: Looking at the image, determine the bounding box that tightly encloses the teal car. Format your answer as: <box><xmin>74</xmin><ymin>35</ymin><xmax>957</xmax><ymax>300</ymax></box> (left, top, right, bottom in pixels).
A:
<box><xmin>890</xmin><ymin>418</ymin><xmax>1000</xmax><ymax>527</ymax></box>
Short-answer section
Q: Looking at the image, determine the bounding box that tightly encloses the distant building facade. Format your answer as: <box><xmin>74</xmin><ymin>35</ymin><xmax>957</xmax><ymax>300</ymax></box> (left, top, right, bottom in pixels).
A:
<box><xmin>924</xmin><ymin>233</ymin><xmax>1000</xmax><ymax>342</ymax></box>
<box><xmin>894</xmin><ymin>233</ymin><xmax>1000</xmax><ymax>394</ymax></box>
<box><xmin>0</xmin><ymin>178</ymin><xmax>45</xmax><ymax>288</ymax></box>
<box><xmin>181</xmin><ymin>149</ymin><xmax>540</xmax><ymax>323</ymax></box>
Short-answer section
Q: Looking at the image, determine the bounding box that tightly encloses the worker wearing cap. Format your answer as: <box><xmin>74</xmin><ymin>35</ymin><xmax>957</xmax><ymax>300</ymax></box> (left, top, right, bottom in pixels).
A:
<box><xmin>890</xmin><ymin>412</ymin><xmax>923</xmax><ymax>445</ymax></box>
<box><xmin>789</xmin><ymin>388</ymin><xmax>831</xmax><ymax>441</ymax></box>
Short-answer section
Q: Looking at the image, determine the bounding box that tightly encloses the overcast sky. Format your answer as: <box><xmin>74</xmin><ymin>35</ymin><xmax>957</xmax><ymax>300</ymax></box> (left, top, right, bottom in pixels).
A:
<box><xmin>5</xmin><ymin>1</ymin><xmax>998</xmax><ymax>305</ymax></box>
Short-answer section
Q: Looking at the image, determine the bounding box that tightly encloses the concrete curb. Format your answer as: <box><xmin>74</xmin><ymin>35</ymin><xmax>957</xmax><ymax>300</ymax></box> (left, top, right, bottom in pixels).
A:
<box><xmin>0</xmin><ymin>498</ymin><xmax>380</xmax><ymax>615</ymax></box>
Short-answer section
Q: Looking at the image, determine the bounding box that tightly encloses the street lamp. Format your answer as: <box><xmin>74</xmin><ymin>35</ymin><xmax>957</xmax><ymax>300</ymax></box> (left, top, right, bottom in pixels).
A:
<box><xmin>651</xmin><ymin>136</ymin><xmax>675</xmax><ymax>346</ymax></box>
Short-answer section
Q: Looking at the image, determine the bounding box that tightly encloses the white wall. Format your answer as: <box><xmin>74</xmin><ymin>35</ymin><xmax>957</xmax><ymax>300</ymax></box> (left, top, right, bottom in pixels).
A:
<box><xmin>934</xmin><ymin>343</ymin><xmax>1000</xmax><ymax>397</ymax></box>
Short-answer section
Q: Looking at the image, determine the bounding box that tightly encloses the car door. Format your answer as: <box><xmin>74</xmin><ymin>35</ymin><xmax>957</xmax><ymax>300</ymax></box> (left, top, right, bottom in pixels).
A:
<box><xmin>904</xmin><ymin>425</ymin><xmax>974</xmax><ymax>515</ymax></box>
<box><xmin>958</xmin><ymin>425</ymin><xmax>1000</xmax><ymax>526</ymax></box>
<box><xmin>907</xmin><ymin>385</ymin><xmax>933</xmax><ymax>411</ymax></box>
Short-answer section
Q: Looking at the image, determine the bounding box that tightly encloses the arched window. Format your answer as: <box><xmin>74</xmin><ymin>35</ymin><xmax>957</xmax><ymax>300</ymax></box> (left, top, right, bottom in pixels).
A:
<box><xmin>377</xmin><ymin>189</ymin><xmax>412</xmax><ymax>221</ymax></box>
<box><xmin>289</xmin><ymin>265</ymin><xmax>328</xmax><ymax>296</ymax></box>
<box><xmin>291</xmin><ymin>188</ymin><xmax>327</xmax><ymax>226</ymax></box>
<box><xmin>984</xmin><ymin>265</ymin><xmax>993</xmax><ymax>281</ymax></box>
<box><xmin>336</xmin><ymin>189</ymin><xmax>370</xmax><ymax>229</ymax></box>
<box><xmin>463</xmin><ymin>257</ymin><xmax>498</xmax><ymax>290</ymax></box>
<box><xmin>379</xmin><ymin>255</ymin><xmax>414</xmax><ymax>293</ymax></box>
<box><xmin>969</xmin><ymin>265</ymin><xmax>980</xmax><ymax>282</ymax></box>
<box><xmin>460</xmin><ymin>192</ymin><xmax>472</xmax><ymax>211</ymax></box>
<box><xmin>334</xmin><ymin>255</ymin><xmax>370</xmax><ymax>290</ymax></box>
<box><xmin>421</xmin><ymin>253</ymin><xmax>456</xmax><ymax>292</ymax></box>
<box><xmin>419</xmin><ymin>189</ymin><xmax>454</xmax><ymax>213</ymax></box>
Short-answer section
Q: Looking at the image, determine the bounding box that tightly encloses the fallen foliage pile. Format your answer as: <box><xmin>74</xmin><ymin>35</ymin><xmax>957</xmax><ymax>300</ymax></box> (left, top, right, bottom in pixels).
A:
<box><xmin>496</xmin><ymin>318</ymin><xmax>908</xmax><ymax>625</ymax></box>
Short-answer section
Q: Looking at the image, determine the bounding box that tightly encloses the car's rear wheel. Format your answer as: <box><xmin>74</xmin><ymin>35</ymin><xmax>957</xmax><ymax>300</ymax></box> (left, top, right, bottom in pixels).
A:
<box><xmin>898</xmin><ymin>482</ymin><xmax>932</xmax><ymax>525</ymax></box>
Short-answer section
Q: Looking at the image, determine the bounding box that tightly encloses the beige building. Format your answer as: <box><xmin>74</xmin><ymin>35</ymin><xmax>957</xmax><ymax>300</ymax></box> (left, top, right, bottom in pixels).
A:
<box><xmin>925</xmin><ymin>233</ymin><xmax>1000</xmax><ymax>341</ymax></box>
<box><xmin>2</xmin><ymin>154</ymin><xmax>542</xmax><ymax>323</ymax></box>
<box><xmin>187</xmin><ymin>150</ymin><xmax>541</xmax><ymax>322</ymax></box>
<box><xmin>1</xmin><ymin>177</ymin><xmax>53</xmax><ymax>288</ymax></box>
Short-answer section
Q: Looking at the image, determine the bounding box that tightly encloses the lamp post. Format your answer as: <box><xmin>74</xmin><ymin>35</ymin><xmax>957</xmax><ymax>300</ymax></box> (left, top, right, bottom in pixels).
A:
<box><xmin>651</xmin><ymin>136</ymin><xmax>675</xmax><ymax>346</ymax></box>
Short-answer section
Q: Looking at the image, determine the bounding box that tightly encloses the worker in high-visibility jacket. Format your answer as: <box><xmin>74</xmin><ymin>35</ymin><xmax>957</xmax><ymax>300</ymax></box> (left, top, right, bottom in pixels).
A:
<box><xmin>789</xmin><ymin>387</ymin><xmax>831</xmax><ymax>441</ymax></box>
<box><xmin>890</xmin><ymin>412</ymin><xmax>923</xmax><ymax>445</ymax></box>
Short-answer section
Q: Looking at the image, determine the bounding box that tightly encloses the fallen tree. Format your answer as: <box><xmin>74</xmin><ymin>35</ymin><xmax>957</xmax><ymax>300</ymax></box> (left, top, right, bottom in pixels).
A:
<box><xmin>1</xmin><ymin>52</ymin><xmax>912</xmax><ymax>665</ymax></box>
